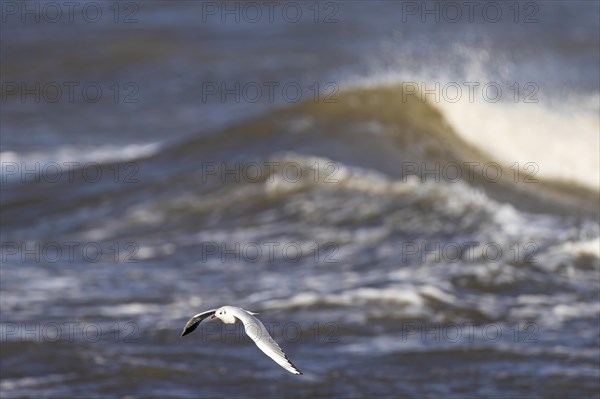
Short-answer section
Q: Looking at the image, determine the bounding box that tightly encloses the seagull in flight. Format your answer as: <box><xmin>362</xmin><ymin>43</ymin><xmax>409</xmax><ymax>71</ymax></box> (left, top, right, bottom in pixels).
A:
<box><xmin>181</xmin><ymin>306</ymin><xmax>302</xmax><ymax>375</ymax></box>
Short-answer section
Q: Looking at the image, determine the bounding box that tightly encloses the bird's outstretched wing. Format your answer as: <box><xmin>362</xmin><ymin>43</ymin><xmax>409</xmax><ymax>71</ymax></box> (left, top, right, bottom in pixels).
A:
<box><xmin>231</xmin><ymin>308</ymin><xmax>302</xmax><ymax>375</ymax></box>
<box><xmin>181</xmin><ymin>309</ymin><xmax>217</xmax><ymax>336</ymax></box>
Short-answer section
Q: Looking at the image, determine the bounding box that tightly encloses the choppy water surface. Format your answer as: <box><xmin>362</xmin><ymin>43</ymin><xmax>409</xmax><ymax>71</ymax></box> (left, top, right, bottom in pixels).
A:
<box><xmin>1</xmin><ymin>1</ymin><xmax>599</xmax><ymax>398</ymax></box>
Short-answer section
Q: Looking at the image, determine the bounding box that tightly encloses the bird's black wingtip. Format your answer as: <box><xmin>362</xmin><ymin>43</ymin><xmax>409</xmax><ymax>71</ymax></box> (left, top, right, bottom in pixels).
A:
<box><xmin>180</xmin><ymin>320</ymin><xmax>199</xmax><ymax>337</ymax></box>
<box><xmin>181</xmin><ymin>310</ymin><xmax>216</xmax><ymax>337</ymax></box>
<box><xmin>181</xmin><ymin>324</ymin><xmax>198</xmax><ymax>337</ymax></box>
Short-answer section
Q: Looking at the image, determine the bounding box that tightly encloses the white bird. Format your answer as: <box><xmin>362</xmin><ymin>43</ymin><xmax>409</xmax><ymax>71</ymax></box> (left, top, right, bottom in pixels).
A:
<box><xmin>181</xmin><ymin>305</ymin><xmax>302</xmax><ymax>375</ymax></box>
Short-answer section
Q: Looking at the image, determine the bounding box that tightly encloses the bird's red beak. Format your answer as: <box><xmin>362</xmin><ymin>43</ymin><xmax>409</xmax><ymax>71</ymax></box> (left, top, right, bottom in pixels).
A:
<box><xmin>211</xmin><ymin>315</ymin><xmax>217</xmax><ymax>319</ymax></box>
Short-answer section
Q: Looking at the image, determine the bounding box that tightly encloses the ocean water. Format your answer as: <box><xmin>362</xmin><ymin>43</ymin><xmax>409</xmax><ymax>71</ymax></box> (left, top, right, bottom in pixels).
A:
<box><xmin>1</xmin><ymin>1</ymin><xmax>599</xmax><ymax>398</ymax></box>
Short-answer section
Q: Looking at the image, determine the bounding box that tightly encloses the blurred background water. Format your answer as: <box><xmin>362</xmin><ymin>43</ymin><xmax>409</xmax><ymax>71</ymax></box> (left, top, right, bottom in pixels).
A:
<box><xmin>1</xmin><ymin>1</ymin><xmax>599</xmax><ymax>398</ymax></box>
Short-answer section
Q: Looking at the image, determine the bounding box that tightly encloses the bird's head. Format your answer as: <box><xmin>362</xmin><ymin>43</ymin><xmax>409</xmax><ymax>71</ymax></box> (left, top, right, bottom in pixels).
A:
<box><xmin>212</xmin><ymin>306</ymin><xmax>236</xmax><ymax>324</ymax></box>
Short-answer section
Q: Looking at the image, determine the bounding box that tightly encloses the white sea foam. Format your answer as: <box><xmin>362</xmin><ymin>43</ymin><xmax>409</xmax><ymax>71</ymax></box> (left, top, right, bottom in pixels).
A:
<box><xmin>437</xmin><ymin>96</ymin><xmax>599</xmax><ymax>190</ymax></box>
<box><xmin>0</xmin><ymin>374</ymin><xmax>78</xmax><ymax>391</ymax></box>
<box><xmin>341</xmin><ymin>65</ymin><xmax>600</xmax><ymax>193</ymax></box>
<box><xmin>549</xmin><ymin>237</ymin><xmax>600</xmax><ymax>258</ymax></box>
